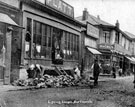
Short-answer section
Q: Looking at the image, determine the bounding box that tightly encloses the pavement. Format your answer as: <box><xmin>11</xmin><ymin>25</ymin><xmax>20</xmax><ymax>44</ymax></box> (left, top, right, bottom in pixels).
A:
<box><xmin>0</xmin><ymin>75</ymin><xmax>134</xmax><ymax>93</ymax></box>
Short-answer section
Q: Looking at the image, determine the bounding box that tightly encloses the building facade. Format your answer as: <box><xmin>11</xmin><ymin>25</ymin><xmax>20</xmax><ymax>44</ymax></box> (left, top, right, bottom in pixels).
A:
<box><xmin>0</xmin><ymin>0</ymin><xmax>85</xmax><ymax>84</ymax></box>
<box><xmin>77</xmin><ymin>9</ymin><xmax>135</xmax><ymax>75</ymax></box>
<box><xmin>76</xmin><ymin>9</ymin><xmax>102</xmax><ymax>72</ymax></box>
<box><xmin>20</xmin><ymin>0</ymin><xmax>84</xmax><ymax>71</ymax></box>
<box><xmin>0</xmin><ymin>0</ymin><xmax>22</xmax><ymax>84</ymax></box>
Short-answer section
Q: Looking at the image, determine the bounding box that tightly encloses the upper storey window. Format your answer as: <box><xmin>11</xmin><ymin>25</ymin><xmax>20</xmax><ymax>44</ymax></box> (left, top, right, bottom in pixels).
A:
<box><xmin>103</xmin><ymin>31</ymin><xmax>110</xmax><ymax>43</ymax></box>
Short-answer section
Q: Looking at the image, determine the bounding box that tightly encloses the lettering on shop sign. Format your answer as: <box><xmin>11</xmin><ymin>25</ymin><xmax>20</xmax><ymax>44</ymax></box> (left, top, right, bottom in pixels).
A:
<box><xmin>98</xmin><ymin>44</ymin><xmax>114</xmax><ymax>50</ymax></box>
<box><xmin>35</xmin><ymin>0</ymin><xmax>74</xmax><ymax>18</ymax></box>
<box><xmin>46</xmin><ymin>0</ymin><xmax>74</xmax><ymax>18</ymax></box>
<box><xmin>87</xmin><ymin>23</ymin><xmax>99</xmax><ymax>38</ymax></box>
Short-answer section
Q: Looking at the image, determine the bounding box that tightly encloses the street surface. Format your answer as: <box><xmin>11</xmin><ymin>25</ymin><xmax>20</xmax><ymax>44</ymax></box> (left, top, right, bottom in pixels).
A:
<box><xmin>0</xmin><ymin>75</ymin><xmax>135</xmax><ymax>107</ymax></box>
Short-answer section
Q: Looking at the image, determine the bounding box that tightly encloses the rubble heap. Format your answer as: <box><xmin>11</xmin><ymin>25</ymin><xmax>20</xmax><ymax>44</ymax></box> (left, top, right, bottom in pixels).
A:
<box><xmin>13</xmin><ymin>74</ymin><xmax>91</xmax><ymax>88</ymax></box>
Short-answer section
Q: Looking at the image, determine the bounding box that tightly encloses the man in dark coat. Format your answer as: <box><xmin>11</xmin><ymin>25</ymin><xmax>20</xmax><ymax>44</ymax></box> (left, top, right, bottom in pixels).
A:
<box><xmin>92</xmin><ymin>59</ymin><xmax>100</xmax><ymax>86</ymax></box>
<box><xmin>112</xmin><ymin>64</ymin><xmax>116</xmax><ymax>78</ymax></box>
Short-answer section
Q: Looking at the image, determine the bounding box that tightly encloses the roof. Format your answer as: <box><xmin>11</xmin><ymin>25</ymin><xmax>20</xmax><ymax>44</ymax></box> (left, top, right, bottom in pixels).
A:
<box><xmin>124</xmin><ymin>31</ymin><xmax>135</xmax><ymax>39</ymax></box>
<box><xmin>76</xmin><ymin>14</ymin><xmax>114</xmax><ymax>27</ymax></box>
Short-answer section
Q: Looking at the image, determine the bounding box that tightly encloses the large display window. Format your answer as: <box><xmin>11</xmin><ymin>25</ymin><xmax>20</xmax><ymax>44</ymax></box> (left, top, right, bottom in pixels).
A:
<box><xmin>25</xmin><ymin>18</ymin><xmax>79</xmax><ymax>64</ymax></box>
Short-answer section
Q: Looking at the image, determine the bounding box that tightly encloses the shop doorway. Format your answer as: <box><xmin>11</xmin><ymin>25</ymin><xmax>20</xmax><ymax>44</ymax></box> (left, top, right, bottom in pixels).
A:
<box><xmin>52</xmin><ymin>28</ymin><xmax>63</xmax><ymax>64</ymax></box>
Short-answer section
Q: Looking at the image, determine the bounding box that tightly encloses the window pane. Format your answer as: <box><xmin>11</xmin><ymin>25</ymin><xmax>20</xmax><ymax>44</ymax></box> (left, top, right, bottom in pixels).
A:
<box><xmin>47</xmin><ymin>26</ymin><xmax>51</xmax><ymax>47</ymax></box>
<box><xmin>25</xmin><ymin>18</ymin><xmax>32</xmax><ymax>58</ymax></box>
<box><xmin>32</xmin><ymin>21</ymin><xmax>42</xmax><ymax>58</ymax></box>
<box><xmin>41</xmin><ymin>46</ymin><xmax>46</xmax><ymax>58</ymax></box>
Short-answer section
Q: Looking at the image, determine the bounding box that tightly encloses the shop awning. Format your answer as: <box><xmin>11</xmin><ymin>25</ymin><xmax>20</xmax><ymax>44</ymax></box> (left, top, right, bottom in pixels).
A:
<box><xmin>131</xmin><ymin>57</ymin><xmax>135</xmax><ymax>64</ymax></box>
<box><xmin>87</xmin><ymin>47</ymin><xmax>102</xmax><ymax>55</ymax></box>
<box><xmin>0</xmin><ymin>13</ymin><xmax>23</xmax><ymax>28</ymax></box>
<box><xmin>125</xmin><ymin>56</ymin><xmax>135</xmax><ymax>64</ymax></box>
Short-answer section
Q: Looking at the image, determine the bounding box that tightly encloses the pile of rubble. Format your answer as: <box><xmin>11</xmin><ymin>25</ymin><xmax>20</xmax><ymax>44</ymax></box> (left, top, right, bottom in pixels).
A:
<box><xmin>13</xmin><ymin>74</ymin><xmax>90</xmax><ymax>88</ymax></box>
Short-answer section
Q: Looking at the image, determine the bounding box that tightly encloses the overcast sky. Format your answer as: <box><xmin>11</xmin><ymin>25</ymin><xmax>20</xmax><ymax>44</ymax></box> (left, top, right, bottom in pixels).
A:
<box><xmin>64</xmin><ymin>0</ymin><xmax>135</xmax><ymax>35</ymax></box>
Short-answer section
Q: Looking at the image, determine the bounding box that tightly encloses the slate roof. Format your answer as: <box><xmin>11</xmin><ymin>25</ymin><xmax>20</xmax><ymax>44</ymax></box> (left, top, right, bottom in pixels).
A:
<box><xmin>76</xmin><ymin>14</ymin><xmax>114</xmax><ymax>26</ymax></box>
<box><xmin>124</xmin><ymin>31</ymin><xmax>135</xmax><ymax>39</ymax></box>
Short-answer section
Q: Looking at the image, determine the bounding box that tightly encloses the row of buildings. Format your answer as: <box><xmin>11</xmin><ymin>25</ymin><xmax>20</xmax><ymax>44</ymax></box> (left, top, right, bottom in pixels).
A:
<box><xmin>0</xmin><ymin>0</ymin><xmax>135</xmax><ymax>84</ymax></box>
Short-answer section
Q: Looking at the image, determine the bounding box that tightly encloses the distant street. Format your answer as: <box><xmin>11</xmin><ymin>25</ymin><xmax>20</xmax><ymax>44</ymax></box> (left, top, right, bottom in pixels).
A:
<box><xmin>0</xmin><ymin>75</ymin><xmax>135</xmax><ymax>107</ymax></box>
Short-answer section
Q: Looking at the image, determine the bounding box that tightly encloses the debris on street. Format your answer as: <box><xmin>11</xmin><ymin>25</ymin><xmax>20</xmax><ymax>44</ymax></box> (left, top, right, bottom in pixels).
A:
<box><xmin>12</xmin><ymin>74</ymin><xmax>91</xmax><ymax>89</ymax></box>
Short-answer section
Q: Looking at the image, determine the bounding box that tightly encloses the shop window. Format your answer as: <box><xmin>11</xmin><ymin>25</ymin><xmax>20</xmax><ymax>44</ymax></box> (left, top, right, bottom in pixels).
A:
<box><xmin>63</xmin><ymin>31</ymin><xmax>79</xmax><ymax>60</ymax></box>
<box><xmin>70</xmin><ymin>34</ymin><xmax>73</xmax><ymax>59</ymax></box>
<box><xmin>25</xmin><ymin>18</ymin><xmax>32</xmax><ymax>58</ymax></box>
<box><xmin>41</xmin><ymin>24</ymin><xmax>47</xmax><ymax>58</ymax></box>
<box><xmin>32</xmin><ymin>21</ymin><xmax>52</xmax><ymax>59</ymax></box>
<box><xmin>33</xmin><ymin>21</ymin><xmax>42</xmax><ymax>58</ymax></box>
<box><xmin>64</xmin><ymin>32</ymin><xmax>67</xmax><ymax>59</ymax></box>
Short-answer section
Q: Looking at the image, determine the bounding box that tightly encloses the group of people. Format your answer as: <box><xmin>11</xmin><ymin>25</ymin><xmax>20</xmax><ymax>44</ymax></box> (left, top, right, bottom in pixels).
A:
<box><xmin>73</xmin><ymin>59</ymin><xmax>101</xmax><ymax>86</ymax></box>
<box><xmin>73</xmin><ymin>59</ymin><xmax>123</xmax><ymax>87</ymax></box>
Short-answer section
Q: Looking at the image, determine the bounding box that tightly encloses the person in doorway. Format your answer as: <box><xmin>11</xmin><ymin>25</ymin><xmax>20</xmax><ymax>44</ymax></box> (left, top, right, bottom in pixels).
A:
<box><xmin>112</xmin><ymin>64</ymin><xmax>116</xmax><ymax>78</ymax></box>
<box><xmin>91</xmin><ymin>59</ymin><xmax>101</xmax><ymax>86</ymax></box>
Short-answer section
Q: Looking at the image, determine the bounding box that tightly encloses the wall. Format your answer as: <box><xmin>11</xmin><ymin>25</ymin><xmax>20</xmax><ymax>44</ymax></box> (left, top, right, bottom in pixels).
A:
<box><xmin>114</xmin><ymin>43</ymin><xmax>131</xmax><ymax>55</ymax></box>
<box><xmin>85</xmin><ymin>36</ymin><xmax>97</xmax><ymax>48</ymax></box>
<box><xmin>110</xmin><ymin>30</ymin><xmax>115</xmax><ymax>44</ymax></box>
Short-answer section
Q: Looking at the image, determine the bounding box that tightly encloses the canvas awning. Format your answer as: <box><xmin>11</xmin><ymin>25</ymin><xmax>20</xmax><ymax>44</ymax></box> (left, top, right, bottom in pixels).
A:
<box><xmin>125</xmin><ymin>56</ymin><xmax>135</xmax><ymax>64</ymax></box>
<box><xmin>0</xmin><ymin>13</ymin><xmax>23</xmax><ymax>28</ymax></box>
<box><xmin>87</xmin><ymin>47</ymin><xmax>102</xmax><ymax>55</ymax></box>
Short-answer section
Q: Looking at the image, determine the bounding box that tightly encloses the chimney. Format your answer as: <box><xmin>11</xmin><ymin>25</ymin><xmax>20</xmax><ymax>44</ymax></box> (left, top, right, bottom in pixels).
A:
<box><xmin>97</xmin><ymin>15</ymin><xmax>100</xmax><ymax>20</ymax></box>
<box><xmin>82</xmin><ymin>8</ymin><xmax>88</xmax><ymax>21</ymax></box>
<box><xmin>115</xmin><ymin>20</ymin><xmax>120</xmax><ymax>28</ymax></box>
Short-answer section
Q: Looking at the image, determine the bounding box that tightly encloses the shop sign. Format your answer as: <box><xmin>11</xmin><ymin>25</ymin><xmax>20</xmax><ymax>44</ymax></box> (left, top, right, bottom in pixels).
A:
<box><xmin>98</xmin><ymin>44</ymin><xmax>114</xmax><ymax>50</ymax></box>
<box><xmin>87</xmin><ymin>23</ymin><xmax>99</xmax><ymax>38</ymax></box>
<box><xmin>46</xmin><ymin>0</ymin><xmax>74</xmax><ymax>18</ymax></box>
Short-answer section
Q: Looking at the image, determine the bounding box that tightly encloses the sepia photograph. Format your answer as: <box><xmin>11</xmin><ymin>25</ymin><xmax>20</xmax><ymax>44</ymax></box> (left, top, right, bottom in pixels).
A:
<box><xmin>0</xmin><ymin>0</ymin><xmax>135</xmax><ymax>107</ymax></box>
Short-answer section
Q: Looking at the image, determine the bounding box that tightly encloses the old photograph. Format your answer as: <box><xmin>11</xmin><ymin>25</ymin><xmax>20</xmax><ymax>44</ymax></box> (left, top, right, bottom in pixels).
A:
<box><xmin>0</xmin><ymin>0</ymin><xmax>135</xmax><ymax>107</ymax></box>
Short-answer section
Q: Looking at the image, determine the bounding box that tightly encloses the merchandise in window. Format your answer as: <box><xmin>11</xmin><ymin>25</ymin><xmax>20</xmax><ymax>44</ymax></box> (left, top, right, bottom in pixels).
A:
<box><xmin>63</xmin><ymin>31</ymin><xmax>79</xmax><ymax>60</ymax></box>
<box><xmin>25</xmin><ymin>18</ymin><xmax>32</xmax><ymax>58</ymax></box>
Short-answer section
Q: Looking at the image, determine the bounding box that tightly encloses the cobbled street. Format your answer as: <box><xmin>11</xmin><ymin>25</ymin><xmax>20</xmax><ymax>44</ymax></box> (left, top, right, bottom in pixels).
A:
<box><xmin>0</xmin><ymin>76</ymin><xmax>135</xmax><ymax>107</ymax></box>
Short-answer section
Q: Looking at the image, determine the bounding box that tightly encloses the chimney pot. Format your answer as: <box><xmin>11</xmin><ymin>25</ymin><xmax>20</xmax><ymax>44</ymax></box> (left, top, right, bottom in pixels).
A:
<box><xmin>116</xmin><ymin>20</ymin><xmax>120</xmax><ymax>28</ymax></box>
<box><xmin>97</xmin><ymin>15</ymin><xmax>100</xmax><ymax>20</ymax></box>
<box><xmin>82</xmin><ymin>8</ymin><xmax>88</xmax><ymax>21</ymax></box>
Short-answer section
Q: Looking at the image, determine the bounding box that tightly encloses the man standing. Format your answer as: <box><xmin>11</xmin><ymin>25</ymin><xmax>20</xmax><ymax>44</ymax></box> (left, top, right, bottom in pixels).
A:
<box><xmin>91</xmin><ymin>59</ymin><xmax>100</xmax><ymax>86</ymax></box>
<box><xmin>112</xmin><ymin>64</ymin><xmax>116</xmax><ymax>78</ymax></box>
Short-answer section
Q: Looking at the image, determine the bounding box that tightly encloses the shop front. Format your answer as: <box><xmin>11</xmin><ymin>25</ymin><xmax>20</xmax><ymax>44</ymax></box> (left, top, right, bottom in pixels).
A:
<box><xmin>98</xmin><ymin>43</ymin><xmax>115</xmax><ymax>74</ymax></box>
<box><xmin>123</xmin><ymin>56</ymin><xmax>135</xmax><ymax>75</ymax></box>
<box><xmin>83</xmin><ymin>23</ymin><xmax>101</xmax><ymax>72</ymax></box>
<box><xmin>0</xmin><ymin>1</ymin><xmax>23</xmax><ymax>84</ymax></box>
<box><xmin>84</xmin><ymin>46</ymin><xmax>101</xmax><ymax>71</ymax></box>
<box><xmin>0</xmin><ymin>14</ymin><xmax>22</xmax><ymax>84</ymax></box>
<box><xmin>20</xmin><ymin>0</ymin><xmax>82</xmax><ymax>70</ymax></box>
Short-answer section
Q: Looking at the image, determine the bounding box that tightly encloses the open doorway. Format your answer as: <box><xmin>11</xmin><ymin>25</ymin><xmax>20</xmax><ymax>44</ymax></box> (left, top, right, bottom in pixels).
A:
<box><xmin>52</xmin><ymin>28</ymin><xmax>63</xmax><ymax>64</ymax></box>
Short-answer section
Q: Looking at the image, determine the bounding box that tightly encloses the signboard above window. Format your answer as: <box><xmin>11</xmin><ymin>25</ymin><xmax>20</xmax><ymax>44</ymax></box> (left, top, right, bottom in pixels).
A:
<box><xmin>87</xmin><ymin>23</ymin><xmax>99</xmax><ymax>38</ymax></box>
<box><xmin>35</xmin><ymin>0</ymin><xmax>74</xmax><ymax>18</ymax></box>
<box><xmin>87</xmin><ymin>23</ymin><xmax>99</xmax><ymax>39</ymax></box>
<box><xmin>98</xmin><ymin>44</ymin><xmax>114</xmax><ymax>50</ymax></box>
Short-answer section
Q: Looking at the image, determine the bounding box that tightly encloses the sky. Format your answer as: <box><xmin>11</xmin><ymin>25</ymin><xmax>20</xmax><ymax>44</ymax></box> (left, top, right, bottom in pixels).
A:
<box><xmin>63</xmin><ymin>0</ymin><xmax>135</xmax><ymax>35</ymax></box>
